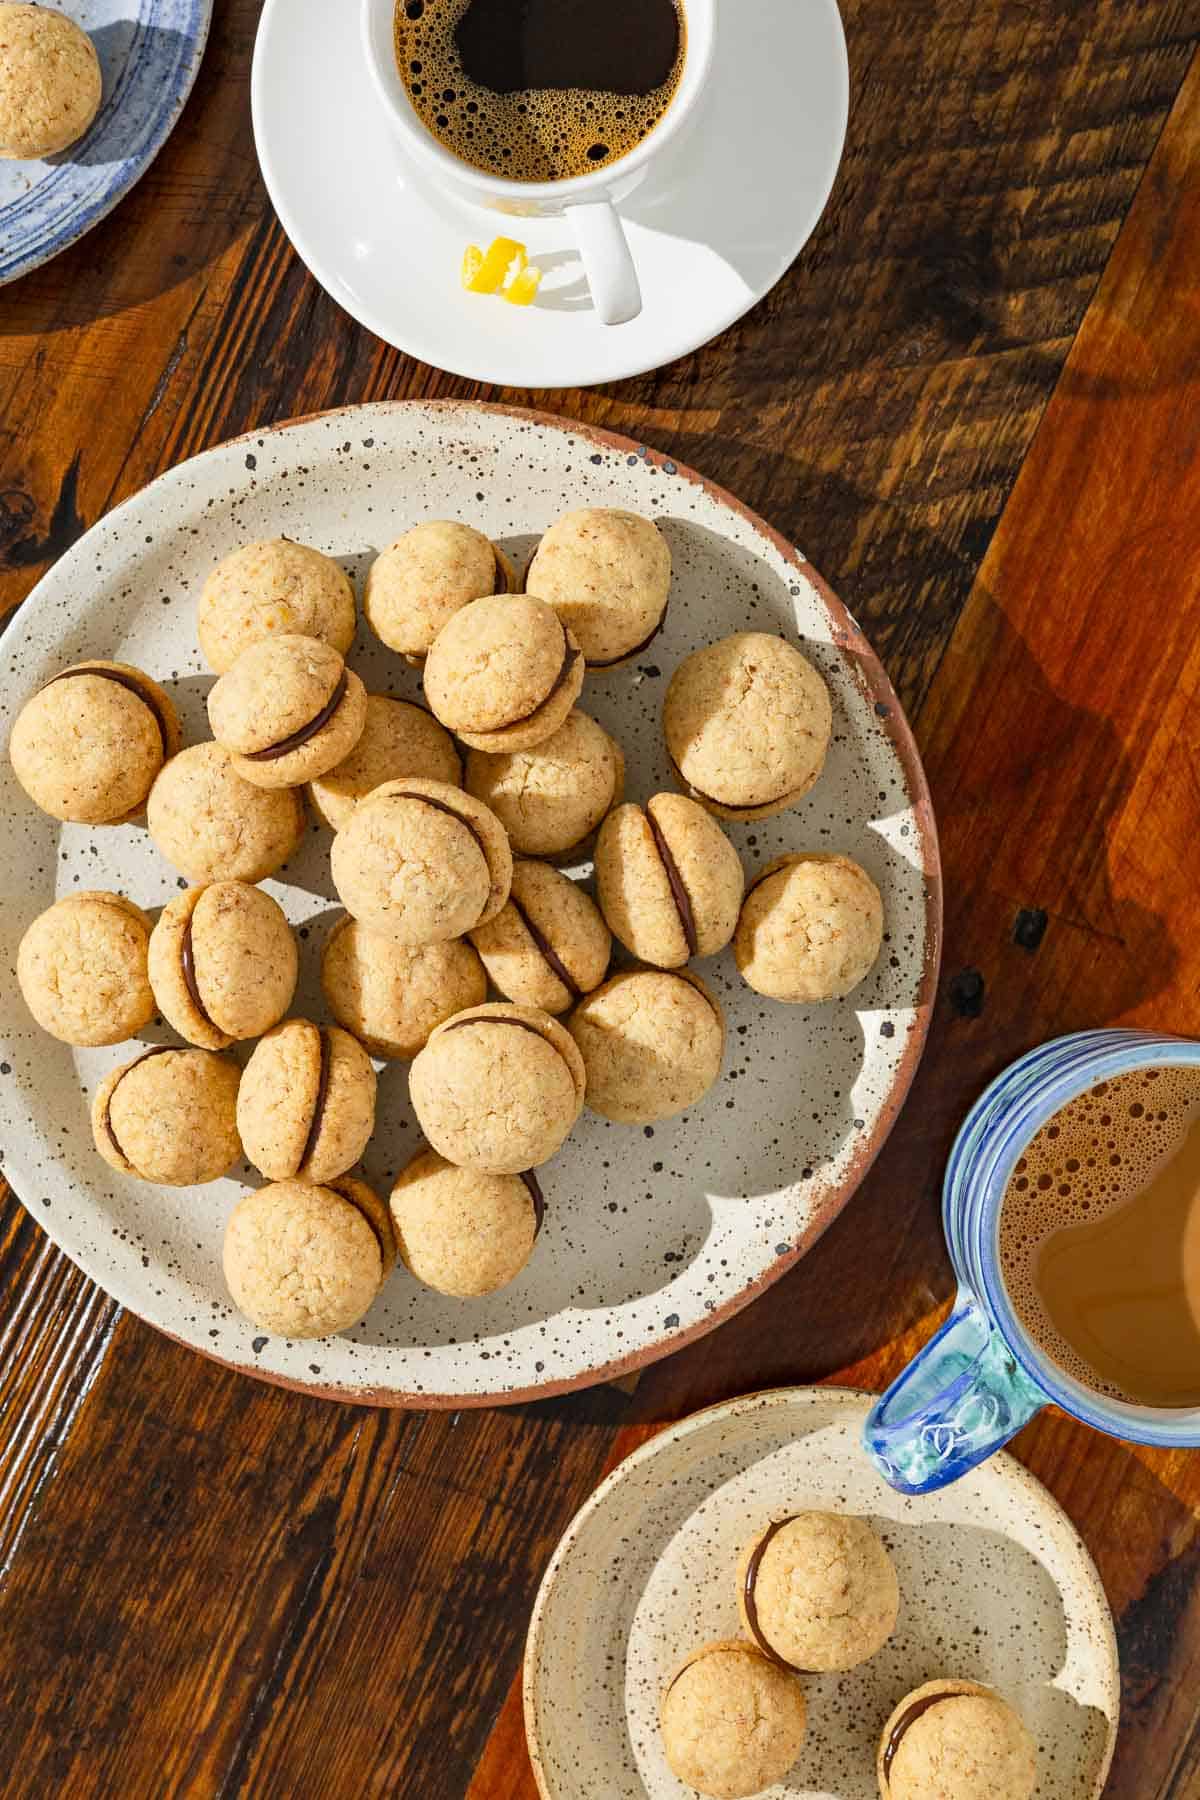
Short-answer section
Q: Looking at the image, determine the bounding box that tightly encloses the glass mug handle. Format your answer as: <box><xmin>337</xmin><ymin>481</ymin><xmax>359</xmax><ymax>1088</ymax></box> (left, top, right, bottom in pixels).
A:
<box><xmin>863</xmin><ymin>1294</ymin><xmax>1045</xmax><ymax>1494</ymax></box>
<box><xmin>565</xmin><ymin>200</ymin><xmax>643</xmax><ymax>326</ymax></box>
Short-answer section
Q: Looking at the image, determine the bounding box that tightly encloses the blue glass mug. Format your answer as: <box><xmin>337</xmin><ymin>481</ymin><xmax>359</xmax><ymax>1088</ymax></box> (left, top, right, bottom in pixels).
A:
<box><xmin>864</xmin><ymin>1029</ymin><xmax>1200</xmax><ymax>1493</ymax></box>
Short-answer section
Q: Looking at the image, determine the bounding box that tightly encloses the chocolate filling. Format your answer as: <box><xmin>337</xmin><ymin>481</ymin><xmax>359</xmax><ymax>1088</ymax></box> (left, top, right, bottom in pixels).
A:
<box><xmin>742</xmin><ymin>1517</ymin><xmax>803</xmax><ymax>1670</ymax></box>
<box><xmin>881</xmin><ymin>1695</ymin><xmax>953</xmax><ymax>1782</ymax></box>
<box><xmin>50</xmin><ymin>665</ymin><xmax>170</xmax><ymax>758</ymax></box>
<box><xmin>488</xmin><ymin>624</ymin><xmax>580</xmax><ymax>731</ymax></box>
<box><xmin>586</xmin><ymin>600</ymin><xmax>669</xmax><ymax>670</ymax></box>
<box><xmin>180</xmin><ymin>909</ymin><xmax>218</xmax><ymax>1032</ymax></box>
<box><xmin>243</xmin><ymin>671</ymin><xmax>349</xmax><ymax>762</ymax></box>
<box><xmin>520</xmin><ymin>1170</ymin><xmax>546</xmax><ymax>1237</ymax></box>
<box><xmin>508</xmin><ymin>893</ymin><xmax>582</xmax><ymax>999</ymax></box>
<box><xmin>102</xmin><ymin>1046</ymin><xmax>176</xmax><ymax>1166</ymax></box>
<box><xmin>298</xmin><ymin>1027</ymin><xmax>332</xmax><ymax>1173</ymax></box>
<box><xmin>644</xmin><ymin>803</ymin><xmax>697</xmax><ymax>956</ymax></box>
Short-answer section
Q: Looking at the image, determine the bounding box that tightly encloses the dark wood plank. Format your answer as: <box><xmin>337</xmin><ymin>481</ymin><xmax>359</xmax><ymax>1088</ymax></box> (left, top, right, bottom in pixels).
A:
<box><xmin>2</xmin><ymin>4</ymin><xmax>1200</xmax><ymax>1797</ymax></box>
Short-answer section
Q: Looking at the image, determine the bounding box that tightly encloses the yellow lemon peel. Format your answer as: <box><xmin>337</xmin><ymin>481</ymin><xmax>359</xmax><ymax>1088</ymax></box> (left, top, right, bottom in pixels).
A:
<box><xmin>462</xmin><ymin>236</ymin><xmax>542</xmax><ymax>306</ymax></box>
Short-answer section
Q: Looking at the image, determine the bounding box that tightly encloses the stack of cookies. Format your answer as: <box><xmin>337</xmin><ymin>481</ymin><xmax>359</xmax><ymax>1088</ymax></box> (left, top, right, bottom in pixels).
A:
<box><xmin>11</xmin><ymin>505</ymin><xmax>887</xmax><ymax>1343</ymax></box>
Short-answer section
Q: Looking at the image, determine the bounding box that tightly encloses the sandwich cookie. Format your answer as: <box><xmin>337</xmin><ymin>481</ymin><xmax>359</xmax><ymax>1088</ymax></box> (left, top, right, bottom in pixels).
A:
<box><xmin>468</xmin><ymin>860</ymin><xmax>611</xmax><ymax>1015</ymax></box>
<box><xmin>389</xmin><ymin>1145</ymin><xmax>543</xmax><ymax>1297</ymax></box>
<box><xmin>237</xmin><ymin>1018</ymin><xmax>376</xmax><ymax>1185</ymax></box>
<box><xmin>223</xmin><ymin>1176</ymin><xmax>390</xmax><ymax>1339</ymax></box>
<box><xmin>331</xmin><ymin>776</ymin><xmax>511</xmax><ymax>945</ymax></box>
<box><xmin>409</xmin><ymin>1002</ymin><xmax>585</xmax><ymax>1175</ymax></box>
<box><xmin>147</xmin><ymin>743</ymin><xmax>306</xmax><ymax>884</ymax></box>
<box><xmin>147</xmin><ymin>882</ymin><xmax>298</xmax><ymax>1050</ymax></box>
<box><xmin>568</xmin><ymin>969</ymin><xmax>724</xmax><ymax>1125</ymax></box>
<box><xmin>424</xmin><ymin>594</ymin><xmax>584</xmax><ymax>753</ymax></box>
<box><xmin>18</xmin><ymin>892</ymin><xmax>154</xmax><ymax>1047</ymax></box>
<box><xmin>307</xmin><ymin>694</ymin><xmax>461</xmax><ymax>830</ymax></box>
<box><xmin>738</xmin><ymin>1511</ymin><xmax>899</xmax><ymax>1673</ymax></box>
<box><xmin>364</xmin><ymin>520</ymin><xmax>516</xmax><ymax>661</ymax></box>
<box><xmin>735</xmin><ymin>852</ymin><xmax>884</xmax><ymax>1002</ymax></box>
<box><xmin>524</xmin><ymin>507</ymin><xmax>671</xmax><ymax>669</ymax></box>
<box><xmin>197</xmin><ymin>538</ymin><xmax>356</xmax><ymax>674</ymax></box>
<box><xmin>465</xmin><ymin>709</ymin><xmax>624</xmax><ymax>858</ymax></box>
<box><xmin>92</xmin><ymin>1047</ymin><xmax>242</xmax><ymax>1186</ymax></box>
<box><xmin>595</xmin><ymin>793</ymin><xmax>744</xmax><ymax>968</ymax></box>
<box><xmin>659</xmin><ymin>1640</ymin><xmax>807</xmax><ymax>1800</ymax></box>
<box><xmin>321</xmin><ymin>913</ymin><xmax>487</xmax><ymax>1059</ymax></box>
<box><xmin>207</xmin><ymin>634</ymin><xmax>367</xmax><ymax>789</ymax></box>
<box><xmin>877</xmin><ymin>1679</ymin><xmax>1037</xmax><ymax>1800</ymax></box>
<box><xmin>10</xmin><ymin>660</ymin><xmax>181</xmax><ymax>824</ymax></box>
<box><xmin>664</xmin><ymin>632</ymin><xmax>833</xmax><ymax>820</ymax></box>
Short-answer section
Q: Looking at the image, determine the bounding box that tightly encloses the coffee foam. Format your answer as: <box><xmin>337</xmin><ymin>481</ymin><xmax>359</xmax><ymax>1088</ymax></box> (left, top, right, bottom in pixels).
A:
<box><xmin>393</xmin><ymin>0</ymin><xmax>685</xmax><ymax>183</ymax></box>
<box><xmin>999</xmin><ymin>1064</ymin><xmax>1200</xmax><ymax>1398</ymax></box>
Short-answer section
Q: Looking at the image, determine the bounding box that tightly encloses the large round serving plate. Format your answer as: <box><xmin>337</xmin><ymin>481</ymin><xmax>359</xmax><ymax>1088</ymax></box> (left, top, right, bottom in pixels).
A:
<box><xmin>0</xmin><ymin>401</ymin><xmax>939</xmax><ymax>1405</ymax></box>
<box><xmin>0</xmin><ymin>0</ymin><xmax>211</xmax><ymax>287</ymax></box>
<box><xmin>525</xmin><ymin>1388</ymin><xmax>1119</xmax><ymax>1800</ymax></box>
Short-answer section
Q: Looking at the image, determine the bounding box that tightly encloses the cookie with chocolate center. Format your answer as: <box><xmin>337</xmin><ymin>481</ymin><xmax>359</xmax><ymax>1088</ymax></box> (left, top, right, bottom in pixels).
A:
<box><xmin>659</xmin><ymin>1639</ymin><xmax>806</xmax><ymax>1800</ymax></box>
<box><xmin>364</xmin><ymin>520</ymin><xmax>516</xmax><ymax>662</ymax></box>
<box><xmin>148</xmin><ymin>882</ymin><xmax>298</xmax><ymax>1050</ymax></box>
<box><xmin>524</xmin><ymin>507</ymin><xmax>671</xmax><ymax>669</ymax></box>
<box><xmin>10</xmin><ymin>660</ymin><xmax>182</xmax><ymax>824</ymax></box>
<box><xmin>91</xmin><ymin>1048</ymin><xmax>242</xmax><ymax>1186</ymax></box>
<box><xmin>390</xmin><ymin>1145</ymin><xmax>542</xmax><ymax>1296</ymax></box>
<box><xmin>236</xmin><ymin>1018</ymin><xmax>376</xmax><ymax>1185</ymax></box>
<box><xmin>568</xmin><ymin>969</ymin><xmax>724</xmax><ymax>1125</ymax></box>
<box><xmin>147</xmin><ymin>743</ymin><xmax>306</xmax><ymax>884</ymax></box>
<box><xmin>207</xmin><ymin>634</ymin><xmax>367</xmax><ymax>789</ymax></box>
<box><xmin>424</xmin><ymin>594</ymin><xmax>584</xmax><ymax>753</ymax></box>
<box><xmin>468</xmin><ymin>860</ymin><xmax>611</xmax><ymax>1014</ymax></box>
<box><xmin>877</xmin><ymin>1679</ymin><xmax>1036</xmax><ymax>1800</ymax></box>
<box><xmin>223</xmin><ymin>1177</ymin><xmax>387</xmax><ymax>1339</ymax></box>
<box><xmin>595</xmin><ymin>793</ymin><xmax>744</xmax><ymax>968</ymax></box>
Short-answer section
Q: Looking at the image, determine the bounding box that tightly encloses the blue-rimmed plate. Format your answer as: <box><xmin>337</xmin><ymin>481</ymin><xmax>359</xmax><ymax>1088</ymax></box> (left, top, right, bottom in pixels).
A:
<box><xmin>0</xmin><ymin>0</ymin><xmax>212</xmax><ymax>287</ymax></box>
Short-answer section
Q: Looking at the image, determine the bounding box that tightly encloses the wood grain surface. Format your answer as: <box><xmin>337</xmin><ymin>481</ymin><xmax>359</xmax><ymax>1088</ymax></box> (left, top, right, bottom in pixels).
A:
<box><xmin>3</xmin><ymin>2</ymin><xmax>1200</xmax><ymax>1796</ymax></box>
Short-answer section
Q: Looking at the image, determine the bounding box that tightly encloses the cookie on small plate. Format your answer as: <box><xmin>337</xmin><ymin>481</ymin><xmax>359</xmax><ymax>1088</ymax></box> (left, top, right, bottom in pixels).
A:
<box><xmin>147</xmin><ymin>742</ymin><xmax>306</xmax><ymax>884</ymax></box>
<box><xmin>223</xmin><ymin>1176</ymin><xmax>387</xmax><ymax>1338</ymax></box>
<box><xmin>390</xmin><ymin>1144</ymin><xmax>542</xmax><ymax>1297</ymax></box>
<box><xmin>659</xmin><ymin>1640</ymin><xmax>806</xmax><ymax>1800</ymax></box>
<box><xmin>738</xmin><ymin>1511</ymin><xmax>899</xmax><ymax>1672</ymax></box>
<box><xmin>735</xmin><ymin>852</ymin><xmax>884</xmax><ymax>1002</ymax></box>
<box><xmin>424</xmin><ymin>594</ymin><xmax>584</xmax><ymax>753</ymax></box>
<box><xmin>468</xmin><ymin>860</ymin><xmax>611</xmax><ymax>1015</ymax></box>
<box><xmin>568</xmin><ymin>969</ymin><xmax>724</xmax><ymax>1125</ymax></box>
<box><xmin>364</xmin><ymin>519</ymin><xmax>516</xmax><ymax>661</ymax></box>
<box><xmin>0</xmin><ymin>4</ymin><xmax>102</xmax><ymax>159</ymax></box>
<box><xmin>148</xmin><ymin>882</ymin><xmax>298</xmax><ymax>1050</ymax></box>
<box><xmin>10</xmin><ymin>660</ymin><xmax>181</xmax><ymax>824</ymax></box>
<box><xmin>18</xmin><ymin>892</ymin><xmax>154</xmax><ymax>1047</ymax></box>
<box><xmin>237</xmin><ymin>1018</ymin><xmax>376</xmax><ymax>1185</ymax></box>
<box><xmin>92</xmin><ymin>1047</ymin><xmax>241</xmax><ymax>1186</ymax></box>
<box><xmin>465</xmin><ymin>709</ymin><xmax>624</xmax><ymax>858</ymax></box>
<box><xmin>595</xmin><ymin>794</ymin><xmax>744</xmax><ymax>968</ymax></box>
<box><xmin>198</xmin><ymin>538</ymin><xmax>356</xmax><ymax>673</ymax></box>
<box><xmin>321</xmin><ymin>913</ymin><xmax>487</xmax><ymax>1059</ymax></box>
<box><xmin>524</xmin><ymin>507</ymin><xmax>671</xmax><ymax>670</ymax></box>
<box><xmin>207</xmin><ymin>634</ymin><xmax>368</xmax><ymax>789</ymax></box>
<box><xmin>307</xmin><ymin>694</ymin><xmax>461</xmax><ymax>830</ymax></box>
<box><xmin>878</xmin><ymin>1678</ymin><xmax>1037</xmax><ymax>1800</ymax></box>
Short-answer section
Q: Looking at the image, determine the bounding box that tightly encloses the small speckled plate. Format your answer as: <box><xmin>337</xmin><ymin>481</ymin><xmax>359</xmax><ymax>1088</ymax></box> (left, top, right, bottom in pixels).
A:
<box><xmin>525</xmin><ymin>1388</ymin><xmax>1119</xmax><ymax>1800</ymax></box>
<box><xmin>0</xmin><ymin>402</ymin><xmax>939</xmax><ymax>1405</ymax></box>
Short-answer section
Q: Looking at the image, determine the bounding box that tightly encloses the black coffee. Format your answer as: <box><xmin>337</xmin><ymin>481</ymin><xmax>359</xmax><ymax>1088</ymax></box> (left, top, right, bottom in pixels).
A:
<box><xmin>394</xmin><ymin>0</ymin><xmax>686</xmax><ymax>183</ymax></box>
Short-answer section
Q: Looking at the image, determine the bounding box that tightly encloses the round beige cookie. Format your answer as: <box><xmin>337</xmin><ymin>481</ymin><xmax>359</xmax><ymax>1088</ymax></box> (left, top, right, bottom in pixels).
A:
<box><xmin>307</xmin><ymin>695</ymin><xmax>461</xmax><ymax>830</ymax></box>
<box><xmin>237</xmin><ymin>1018</ymin><xmax>376</xmax><ymax>1185</ymax></box>
<box><xmin>469</xmin><ymin>860</ymin><xmax>611</xmax><ymax>1015</ymax></box>
<box><xmin>330</xmin><ymin>776</ymin><xmax>511</xmax><ymax>945</ymax></box>
<box><xmin>878</xmin><ymin>1679</ymin><xmax>1037</xmax><ymax>1800</ymax></box>
<box><xmin>321</xmin><ymin>913</ymin><xmax>486</xmax><ymax>1059</ymax></box>
<box><xmin>595</xmin><ymin>793</ymin><xmax>744</xmax><ymax>969</ymax></box>
<box><xmin>389</xmin><ymin>1145</ymin><xmax>542</xmax><ymax>1297</ymax></box>
<box><xmin>424</xmin><ymin>595</ymin><xmax>584</xmax><ymax>753</ymax></box>
<box><xmin>148</xmin><ymin>882</ymin><xmax>298</xmax><ymax>1051</ymax></box>
<box><xmin>465</xmin><ymin>709</ymin><xmax>624</xmax><ymax>857</ymax></box>
<box><xmin>364</xmin><ymin>520</ymin><xmax>515</xmax><ymax>660</ymax></box>
<box><xmin>0</xmin><ymin>5</ymin><xmax>101</xmax><ymax>159</ymax></box>
<box><xmin>738</xmin><ymin>1511</ymin><xmax>899</xmax><ymax>1673</ymax></box>
<box><xmin>524</xmin><ymin>507</ymin><xmax>671</xmax><ymax>668</ymax></box>
<box><xmin>146</xmin><ymin>742</ymin><xmax>306</xmax><ymax>884</ymax></box>
<box><xmin>659</xmin><ymin>1639</ymin><xmax>807</xmax><ymax>1800</ymax></box>
<box><xmin>568</xmin><ymin>968</ymin><xmax>724</xmax><ymax>1125</ymax></box>
<box><xmin>409</xmin><ymin>1002</ymin><xmax>585</xmax><ymax>1175</ymax></box>
<box><xmin>10</xmin><ymin>660</ymin><xmax>182</xmax><ymax>824</ymax></box>
<box><xmin>207</xmin><ymin>634</ymin><xmax>367</xmax><ymax>789</ymax></box>
<box><xmin>197</xmin><ymin>538</ymin><xmax>356</xmax><ymax>674</ymax></box>
<box><xmin>735</xmin><ymin>852</ymin><xmax>884</xmax><ymax>1002</ymax></box>
<box><xmin>92</xmin><ymin>1047</ymin><xmax>241</xmax><ymax>1186</ymax></box>
<box><xmin>223</xmin><ymin>1178</ymin><xmax>383</xmax><ymax>1339</ymax></box>
<box><xmin>18</xmin><ymin>891</ymin><xmax>154</xmax><ymax>1046</ymax></box>
<box><xmin>665</xmin><ymin>632</ymin><xmax>833</xmax><ymax>819</ymax></box>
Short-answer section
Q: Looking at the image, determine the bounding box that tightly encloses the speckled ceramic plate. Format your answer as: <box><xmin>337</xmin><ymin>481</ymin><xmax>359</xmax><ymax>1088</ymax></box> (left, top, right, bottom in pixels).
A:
<box><xmin>525</xmin><ymin>1388</ymin><xmax>1119</xmax><ymax>1800</ymax></box>
<box><xmin>0</xmin><ymin>401</ymin><xmax>939</xmax><ymax>1405</ymax></box>
<box><xmin>0</xmin><ymin>0</ymin><xmax>211</xmax><ymax>287</ymax></box>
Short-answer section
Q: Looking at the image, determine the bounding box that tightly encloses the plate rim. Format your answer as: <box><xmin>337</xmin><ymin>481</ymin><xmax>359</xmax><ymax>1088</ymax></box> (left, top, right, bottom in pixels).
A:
<box><xmin>522</xmin><ymin>1383</ymin><xmax>1121</xmax><ymax>1800</ymax></box>
<box><xmin>4</xmin><ymin>398</ymin><xmax>941</xmax><ymax>1409</ymax></box>
<box><xmin>0</xmin><ymin>0</ymin><xmax>214</xmax><ymax>288</ymax></box>
<box><xmin>249</xmin><ymin>0</ymin><xmax>850</xmax><ymax>388</ymax></box>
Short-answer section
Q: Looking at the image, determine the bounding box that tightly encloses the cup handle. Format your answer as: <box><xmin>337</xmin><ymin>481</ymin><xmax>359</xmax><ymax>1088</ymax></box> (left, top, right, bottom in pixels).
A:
<box><xmin>862</xmin><ymin>1294</ymin><xmax>1045</xmax><ymax>1494</ymax></box>
<box><xmin>565</xmin><ymin>200</ymin><xmax>642</xmax><ymax>326</ymax></box>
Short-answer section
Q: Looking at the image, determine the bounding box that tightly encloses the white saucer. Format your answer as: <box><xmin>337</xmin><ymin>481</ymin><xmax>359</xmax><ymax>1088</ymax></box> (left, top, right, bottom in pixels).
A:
<box><xmin>251</xmin><ymin>0</ymin><xmax>849</xmax><ymax>387</ymax></box>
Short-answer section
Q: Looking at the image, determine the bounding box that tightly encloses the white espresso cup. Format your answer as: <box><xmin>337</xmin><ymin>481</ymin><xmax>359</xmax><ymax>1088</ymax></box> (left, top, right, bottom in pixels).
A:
<box><xmin>361</xmin><ymin>0</ymin><xmax>714</xmax><ymax>326</ymax></box>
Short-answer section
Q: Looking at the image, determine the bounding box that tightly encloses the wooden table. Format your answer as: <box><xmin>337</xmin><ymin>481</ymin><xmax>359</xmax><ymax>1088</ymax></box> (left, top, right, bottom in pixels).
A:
<box><xmin>4</xmin><ymin>2</ymin><xmax>1200</xmax><ymax>1793</ymax></box>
